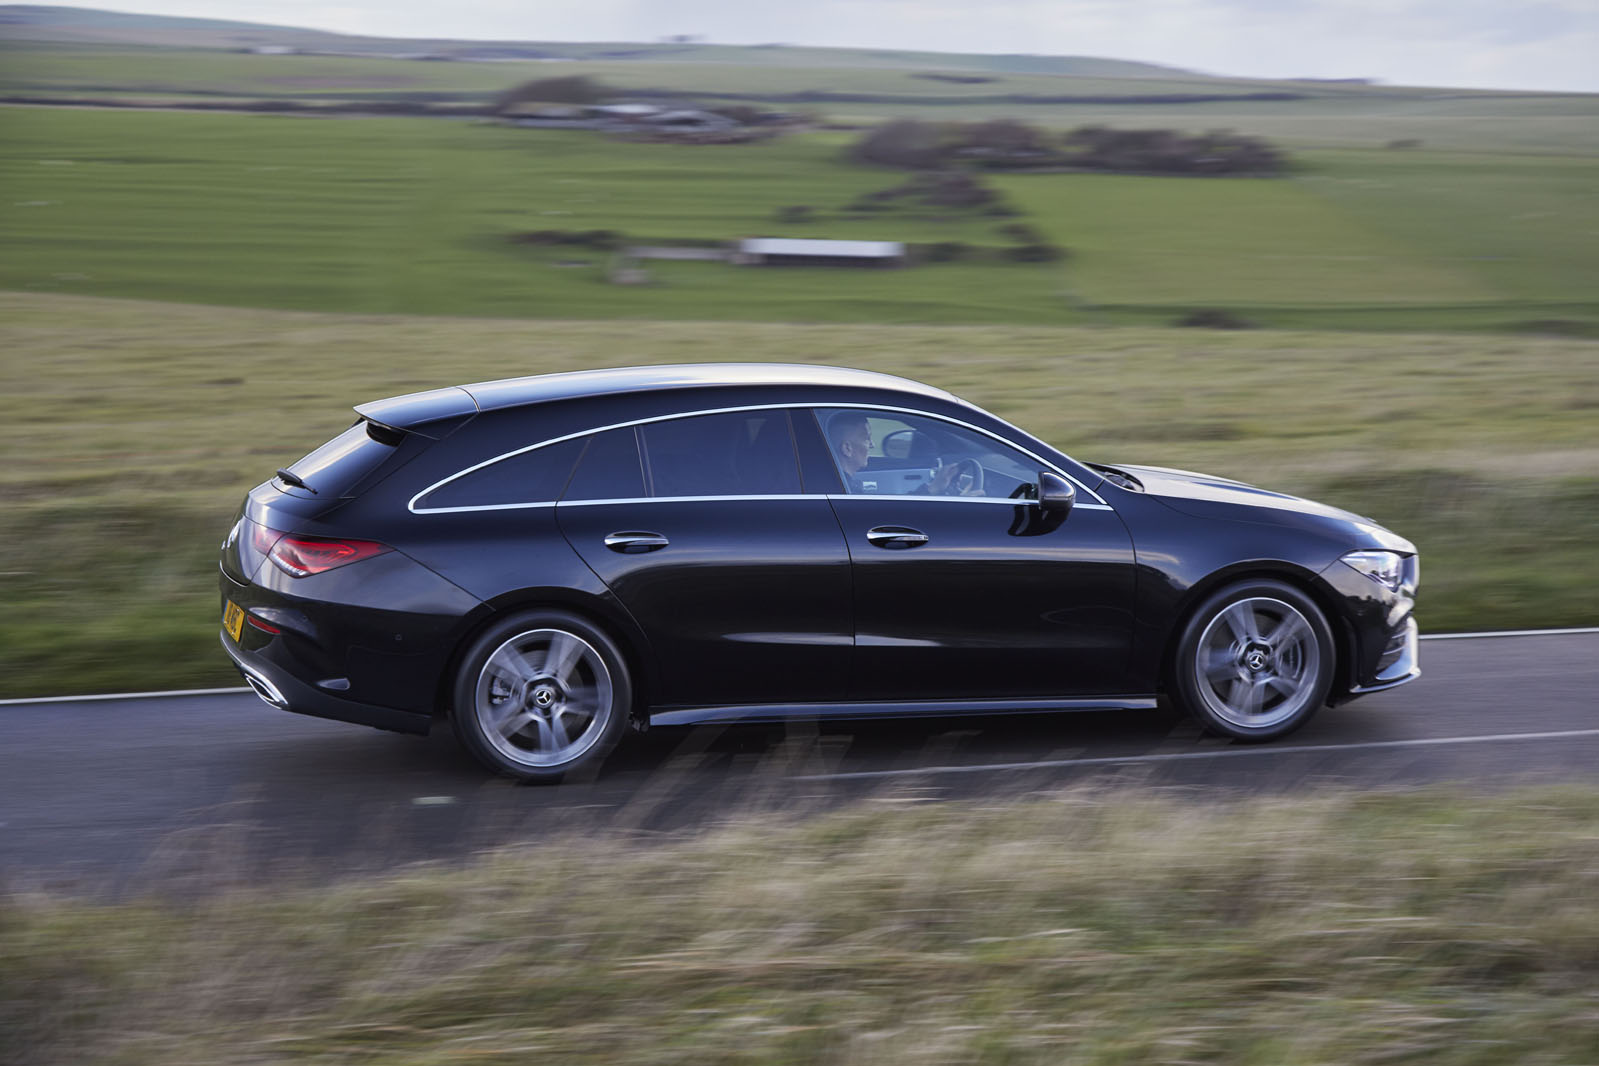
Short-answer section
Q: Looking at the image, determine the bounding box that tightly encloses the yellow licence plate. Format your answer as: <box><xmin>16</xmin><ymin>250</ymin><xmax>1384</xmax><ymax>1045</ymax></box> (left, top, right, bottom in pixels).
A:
<box><xmin>223</xmin><ymin>600</ymin><xmax>245</xmax><ymax>643</ymax></box>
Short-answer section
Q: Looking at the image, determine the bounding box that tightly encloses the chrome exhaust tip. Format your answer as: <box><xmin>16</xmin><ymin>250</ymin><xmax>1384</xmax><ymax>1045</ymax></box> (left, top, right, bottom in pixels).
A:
<box><xmin>242</xmin><ymin>669</ymin><xmax>289</xmax><ymax>710</ymax></box>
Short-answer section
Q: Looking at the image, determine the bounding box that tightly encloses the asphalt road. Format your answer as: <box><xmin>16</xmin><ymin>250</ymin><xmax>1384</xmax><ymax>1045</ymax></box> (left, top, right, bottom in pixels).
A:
<box><xmin>3</xmin><ymin>632</ymin><xmax>1596</xmax><ymax>895</ymax></box>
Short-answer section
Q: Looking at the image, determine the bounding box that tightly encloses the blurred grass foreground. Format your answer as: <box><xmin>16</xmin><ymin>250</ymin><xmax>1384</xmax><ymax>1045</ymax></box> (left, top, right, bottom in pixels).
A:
<box><xmin>6</xmin><ymin>785</ymin><xmax>1599</xmax><ymax>1064</ymax></box>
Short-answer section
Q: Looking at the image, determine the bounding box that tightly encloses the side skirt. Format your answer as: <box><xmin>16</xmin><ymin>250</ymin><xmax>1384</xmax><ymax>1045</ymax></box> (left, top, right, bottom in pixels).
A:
<box><xmin>648</xmin><ymin>696</ymin><xmax>1158</xmax><ymax>728</ymax></box>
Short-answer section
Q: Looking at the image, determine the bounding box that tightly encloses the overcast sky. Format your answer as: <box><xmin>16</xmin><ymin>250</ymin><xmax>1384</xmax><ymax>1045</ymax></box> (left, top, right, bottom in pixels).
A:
<box><xmin>56</xmin><ymin>0</ymin><xmax>1599</xmax><ymax>92</ymax></box>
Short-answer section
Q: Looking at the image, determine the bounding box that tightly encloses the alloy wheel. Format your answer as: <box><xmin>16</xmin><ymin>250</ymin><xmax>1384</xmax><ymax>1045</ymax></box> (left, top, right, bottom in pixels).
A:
<box><xmin>1192</xmin><ymin>596</ymin><xmax>1322</xmax><ymax>730</ymax></box>
<box><xmin>473</xmin><ymin>628</ymin><xmax>614</xmax><ymax>768</ymax></box>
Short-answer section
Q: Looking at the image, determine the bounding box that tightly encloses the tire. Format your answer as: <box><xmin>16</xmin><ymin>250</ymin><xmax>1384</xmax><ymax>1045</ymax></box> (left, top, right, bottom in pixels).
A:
<box><xmin>450</xmin><ymin>609</ymin><xmax>633</xmax><ymax>783</ymax></box>
<box><xmin>1170</xmin><ymin>579</ymin><xmax>1335</xmax><ymax>741</ymax></box>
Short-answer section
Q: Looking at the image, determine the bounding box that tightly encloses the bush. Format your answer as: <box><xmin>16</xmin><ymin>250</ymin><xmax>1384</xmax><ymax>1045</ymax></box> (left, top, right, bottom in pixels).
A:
<box><xmin>848</xmin><ymin>118</ymin><xmax>948</xmax><ymax>169</ymax></box>
<box><xmin>1063</xmin><ymin>125</ymin><xmax>1284</xmax><ymax>174</ymax></box>
<box><xmin>997</xmin><ymin>223</ymin><xmax>1044</xmax><ymax>243</ymax></box>
<box><xmin>845</xmin><ymin>172</ymin><xmax>1003</xmax><ymax>216</ymax></box>
<box><xmin>493</xmin><ymin>75</ymin><xmax>608</xmax><ymax>113</ymax></box>
<box><xmin>773</xmin><ymin>205</ymin><xmax>815</xmax><ymax>224</ymax></box>
<box><xmin>849</xmin><ymin>118</ymin><xmax>1058</xmax><ymax>171</ymax></box>
<box><xmin>578</xmin><ymin>229</ymin><xmax>622</xmax><ymax>250</ymax></box>
<box><xmin>511</xmin><ymin>229</ymin><xmax>623</xmax><ymax>250</ymax></box>
<box><xmin>1006</xmin><ymin>243</ymin><xmax>1067</xmax><ymax>263</ymax></box>
<box><xmin>1509</xmin><ymin>319</ymin><xmax>1599</xmax><ymax>339</ymax></box>
<box><xmin>1176</xmin><ymin>308</ymin><xmax>1258</xmax><ymax>329</ymax></box>
<box><xmin>921</xmin><ymin>241</ymin><xmax>973</xmax><ymax>263</ymax></box>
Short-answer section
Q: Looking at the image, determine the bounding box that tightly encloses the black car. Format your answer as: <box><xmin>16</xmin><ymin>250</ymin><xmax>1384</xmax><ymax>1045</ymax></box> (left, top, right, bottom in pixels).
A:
<box><xmin>219</xmin><ymin>364</ymin><xmax>1418</xmax><ymax>781</ymax></box>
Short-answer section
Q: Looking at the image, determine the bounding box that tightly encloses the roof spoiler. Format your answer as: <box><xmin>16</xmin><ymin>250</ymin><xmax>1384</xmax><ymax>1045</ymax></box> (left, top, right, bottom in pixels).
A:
<box><xmin>353</xmin><ymin>385</ymin><xmax>479</xmax><ymax>440</ymax></box>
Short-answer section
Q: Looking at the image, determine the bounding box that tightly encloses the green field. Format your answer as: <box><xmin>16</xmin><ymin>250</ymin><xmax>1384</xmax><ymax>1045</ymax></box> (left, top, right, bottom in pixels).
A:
<box><xmin>10</xmin><ymin>785</ymin><xmax>1599</xmax><ymax>1063</ymax></box>
<box><xmin>3</xmin><ymin>107</ymin><xmax>1596</xmax><ymax>332</ymax></box>
<box><xmin>2</xmin><ymin>292</ymin><xmax>1596</xmax><ymax>698</ymax></box>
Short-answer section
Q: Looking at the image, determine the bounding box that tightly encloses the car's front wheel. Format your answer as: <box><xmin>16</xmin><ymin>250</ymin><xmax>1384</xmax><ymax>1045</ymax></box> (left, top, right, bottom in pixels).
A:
<box><xmin>451</xmin><ymin>610</ymin><xmax>633</xmax><ymax>782</ymax></box>
<box><xmin>1171</xmin><ymin>579</ymin><xmax>1335</xmax><ymax>740</ymax></box>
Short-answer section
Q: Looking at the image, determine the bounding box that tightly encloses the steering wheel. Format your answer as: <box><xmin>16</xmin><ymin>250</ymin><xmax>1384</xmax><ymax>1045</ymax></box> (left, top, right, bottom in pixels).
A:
<box><xmin>944</xmin><ymin>457</ymin><xmax>984</xmax><ymax>496</ymax></box>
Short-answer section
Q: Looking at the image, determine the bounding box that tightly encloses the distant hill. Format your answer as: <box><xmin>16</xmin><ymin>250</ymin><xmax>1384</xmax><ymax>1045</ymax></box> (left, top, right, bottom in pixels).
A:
<box><xmin>0</xmin><ymin>4</ymin><xmax>1208</xmax><ymax>79</ymax></box>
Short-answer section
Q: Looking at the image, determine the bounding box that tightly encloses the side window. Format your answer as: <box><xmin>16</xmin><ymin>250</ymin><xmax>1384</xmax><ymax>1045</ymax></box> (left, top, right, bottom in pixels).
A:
<box><xmin>640</xmin><ymin>411</ymin><xmax>800</xmax><ymax>497</ymax></box>
<box><xmin>563</xmin><ymin>427</ymin><xmax>646</xmax><ymax>501</ymax></box>
<box><xmin>817</xmin><ymin>408</ymin><xmax>1043</xmax><ymax>499</ymax></box>
<box><xmin>415</xmin><ymin>437</ymin><xmax>584</xmax><ymax>510</ymax></box>
<box><xmin>793</xmin><ymin>409</ymin><xmax>843</xmax><ymax>494</ymax></box>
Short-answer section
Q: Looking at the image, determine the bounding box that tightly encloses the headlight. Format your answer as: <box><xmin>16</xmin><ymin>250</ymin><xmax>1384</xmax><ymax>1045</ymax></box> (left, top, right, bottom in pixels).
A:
<box><xmin>1341</xmin><ymin>550</ymin><xmax>1406</xmax><ymax>592</ymax></box>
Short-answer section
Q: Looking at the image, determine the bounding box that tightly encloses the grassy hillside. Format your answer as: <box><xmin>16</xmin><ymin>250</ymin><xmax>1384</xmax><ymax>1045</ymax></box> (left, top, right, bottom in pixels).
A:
<box><xmin>0</xmin><ymin>6</ymin><xmax>1202</xmax><ymax>78</ymax></box>
<box><xmin>2</xmin><ymin>108</ymin><xmax>1595</xmax><ymax>332</ymax></box>
<box><xmin>6</xmin><ymin>38</ymin><xmax>1598</xmax><ymax>155</ymax></box>
<box><xmin>1</xmin><ymin>292</ymin><xmax>1595</xmax><ymax>697</ymax></box>
<box><xmin>0</xmin><ymin>43</ymin><xmax>1269</xmax><ymax>102</ymax></box>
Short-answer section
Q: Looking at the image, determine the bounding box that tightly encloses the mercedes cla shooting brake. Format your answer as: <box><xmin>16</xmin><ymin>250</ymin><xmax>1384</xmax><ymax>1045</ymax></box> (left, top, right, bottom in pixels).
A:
<box><xmin>219</xmin><ymin>364</ymin><xmax>1419</xmax><ymax>782</ymax></box>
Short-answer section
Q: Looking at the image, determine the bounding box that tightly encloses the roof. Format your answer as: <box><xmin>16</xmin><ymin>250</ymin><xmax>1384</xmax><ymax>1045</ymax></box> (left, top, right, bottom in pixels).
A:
<box><xmin>739</xmin><ymin>238</ymin><xmax>904</xmax><ymax>258</ymax></box>
<box><xmin>591</xmin><ymin>103</ymin><xmax>659</xmax><ymax>116</ymax></box>
<box><xmin>356</xmin><ymin>364</ymin><xmax>957</xmax><ymax>430</ymax></box>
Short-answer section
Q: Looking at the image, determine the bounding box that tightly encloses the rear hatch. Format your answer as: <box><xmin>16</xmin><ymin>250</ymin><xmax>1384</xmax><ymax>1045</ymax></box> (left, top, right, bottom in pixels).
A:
<box><xmin>222</xmin><ymin>417</ymin><xmax>417</xmax><ymax>585</ymax></box>
<box><xmin>221</xmin><ymin>386</ymin><xmax>479</xmax><ymax>584</ymax></box>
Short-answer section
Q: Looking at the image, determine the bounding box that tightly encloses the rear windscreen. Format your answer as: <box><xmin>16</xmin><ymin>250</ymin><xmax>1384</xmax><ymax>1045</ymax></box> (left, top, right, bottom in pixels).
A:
<box><xmin>280</xmin><ymin>420</ymin><xmax>402</xmax><ymax>498</ymax></box>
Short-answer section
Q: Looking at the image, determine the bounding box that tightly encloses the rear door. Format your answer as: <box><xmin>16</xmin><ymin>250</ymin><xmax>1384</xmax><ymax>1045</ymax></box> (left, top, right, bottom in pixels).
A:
<box><xmin>556</xmin><ymin>409</ymin><xmax>853</xmax><ymax>707</ymax></box>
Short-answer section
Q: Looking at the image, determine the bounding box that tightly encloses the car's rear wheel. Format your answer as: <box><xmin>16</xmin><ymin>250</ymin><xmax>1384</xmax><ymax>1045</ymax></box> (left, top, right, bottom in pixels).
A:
<box><xmin>450</xmin><ymin>610</ymin><xmax>632</xmax><ymax>783</ymax></box>
<box><xmin>1171</xmin><ymin>579</ymin><xmax>1334</xmax><ymax>740</ymax></box>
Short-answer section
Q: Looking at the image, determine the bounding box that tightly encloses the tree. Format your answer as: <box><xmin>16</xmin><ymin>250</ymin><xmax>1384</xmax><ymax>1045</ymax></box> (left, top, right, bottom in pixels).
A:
<box><xmin>848</xmin><ymin>119</ymin><xmax>948</xmax><ymax>169</ymax></box>
<box><xmin>493</xmin><ymin>76</ymin><xmax>608</xmax><ymax>113</ymax></box>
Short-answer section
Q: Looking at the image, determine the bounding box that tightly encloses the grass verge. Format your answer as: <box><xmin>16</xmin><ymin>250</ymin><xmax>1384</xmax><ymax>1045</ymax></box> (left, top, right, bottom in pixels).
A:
<box><xmin>6</xmin><ymin>785</ymin><xmax>1599</xmax><ymax>1064</ymax></box>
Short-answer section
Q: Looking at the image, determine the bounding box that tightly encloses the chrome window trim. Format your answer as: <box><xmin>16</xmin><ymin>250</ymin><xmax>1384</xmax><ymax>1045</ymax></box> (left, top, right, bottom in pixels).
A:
<box><xmin>561</xmin><ymin>494</ymin><xmax>814</xmax><ymax>508</ymax></box>
<box><xmin>408</xmin><ymin>493</ymin><xmax>1114</xmax><ymax>514</ymax></box>
<box><xmin>828</xmin><ymin>495</ymin><xmax>1114</xmax><ymax>511</ymax></box>
<box><xmin>409</xmin><ymin>401</ymin><xmax>1110</xmax><ymax>514</ymax></box>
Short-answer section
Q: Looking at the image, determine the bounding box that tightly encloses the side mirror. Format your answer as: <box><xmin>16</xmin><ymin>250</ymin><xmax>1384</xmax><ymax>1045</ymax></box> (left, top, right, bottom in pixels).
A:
<box><xmin>1038</xmin><ymin>472</ymin><xmax>1075</xmax><ymax>516</ymax></box>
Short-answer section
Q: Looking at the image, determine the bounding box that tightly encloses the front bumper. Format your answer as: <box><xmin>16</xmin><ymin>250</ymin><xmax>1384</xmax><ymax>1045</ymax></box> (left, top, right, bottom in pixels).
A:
<box><xmin>1317</xmin><ymin>552</ymin><xmax>1420</xmax><ymax>704</ymax></box>
<box><xmin>1346</xmin><ymin>615</ymin><xmax>1419</xmax><ymax>696</ymax></box>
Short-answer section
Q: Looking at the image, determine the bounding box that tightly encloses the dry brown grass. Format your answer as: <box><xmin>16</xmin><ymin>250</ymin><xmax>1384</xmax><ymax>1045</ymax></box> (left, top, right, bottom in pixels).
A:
<box><xmin>5</xmin><ymin>785</ymin><xmax>1599</xmax><ymax>1064</ymax></box>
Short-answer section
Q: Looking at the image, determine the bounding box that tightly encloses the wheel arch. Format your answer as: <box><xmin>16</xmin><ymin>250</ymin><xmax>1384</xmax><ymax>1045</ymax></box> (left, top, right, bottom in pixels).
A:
<box><xmin>1156</xmin><ymin>561</ymin><xmax>1353</xmax><ymax>698</ymax></box>
<box><xmin>430</xmin><ymin>588</ymin><xmax>656</xmax><ymax>723</ymax></box>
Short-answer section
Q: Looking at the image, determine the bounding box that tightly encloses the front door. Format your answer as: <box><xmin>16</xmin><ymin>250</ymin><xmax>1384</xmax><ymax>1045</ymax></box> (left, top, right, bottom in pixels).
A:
<box><xmin>813</xmin><ymin>407</ymin><xmax>1137</xmax><ymax>701</ymax></box>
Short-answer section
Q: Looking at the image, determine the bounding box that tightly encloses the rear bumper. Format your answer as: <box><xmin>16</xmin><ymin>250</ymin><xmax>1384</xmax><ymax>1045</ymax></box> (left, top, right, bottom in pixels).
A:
<box><xmin>221</xmin><ymin>633</ymin><xmax>432</xmax><ymax>735</ymax></box>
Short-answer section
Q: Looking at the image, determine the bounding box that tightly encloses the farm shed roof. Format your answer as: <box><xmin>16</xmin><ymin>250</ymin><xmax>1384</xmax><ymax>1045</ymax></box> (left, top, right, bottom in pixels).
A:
<box><xmin>739</xmin><ymin>238</ymin><xmax>904</xmax><ymax>258</ymax></box>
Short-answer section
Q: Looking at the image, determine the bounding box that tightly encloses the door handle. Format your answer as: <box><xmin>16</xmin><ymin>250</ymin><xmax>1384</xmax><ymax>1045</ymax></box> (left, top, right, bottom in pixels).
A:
<box><xmin>866</xmin><ymin>526</ymin><xmax>929</xmax><ymax>549</ymax></box>
<box><xmin>604</xmin><ymin>531</ymin><xmax>670</xmax><ymax>553</ymax></box>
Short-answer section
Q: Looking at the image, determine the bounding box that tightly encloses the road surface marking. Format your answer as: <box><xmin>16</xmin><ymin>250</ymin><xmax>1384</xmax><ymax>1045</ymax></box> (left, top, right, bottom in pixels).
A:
<box><xmin>1420</xmin><ymin>627</ymin><xmax>1599</xmax><ymax>640</ymax></box>
<box><xmin>794</xmin><ymin>728</ymin><xmax>1599</xmax><ymax>782</ymax></box>
<box><xmin>0</xmin><ymin>686</ymin><xmax>251</xmax><ymax>706</ymax></box>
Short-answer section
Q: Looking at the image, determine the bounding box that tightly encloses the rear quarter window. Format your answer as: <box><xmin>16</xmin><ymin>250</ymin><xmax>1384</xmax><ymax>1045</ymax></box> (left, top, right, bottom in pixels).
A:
<box><xmin>414</xmin><ymin>437</ymin><xmax>585</xmax><ymax>511</ymax></box>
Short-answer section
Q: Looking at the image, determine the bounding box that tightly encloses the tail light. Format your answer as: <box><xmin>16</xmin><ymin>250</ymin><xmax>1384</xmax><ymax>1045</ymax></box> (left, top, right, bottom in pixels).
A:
<box><xmin>264</xmin><ymin>530</ymin><xmax>392</xmax><ymax>577</ymax></box>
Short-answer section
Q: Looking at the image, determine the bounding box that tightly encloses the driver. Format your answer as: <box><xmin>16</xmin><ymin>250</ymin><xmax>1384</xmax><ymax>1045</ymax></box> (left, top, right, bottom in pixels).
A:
<box><xmin>827</xmin><ymin>412</ymin><xmax>965</xmax><ymax>495</ymax></box>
